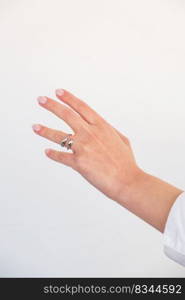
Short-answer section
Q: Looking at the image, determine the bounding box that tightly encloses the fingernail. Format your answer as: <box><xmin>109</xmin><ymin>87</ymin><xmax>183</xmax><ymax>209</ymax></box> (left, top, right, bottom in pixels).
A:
<box><xmin>56</xmin><ymin>89</ymin><xmax>64</xmax><ymax>96</ymax></box>
<box><xmin>45</xmin><ymin>148</ymin><xmax>51</xmax><ymax>155</ymax></box>
<box><xmin>37</xmin><ymin>96</ymin><xmax>47</xmax><ymax>104</ymax></box>
<box><xmin>32</xmin><ymin>124</ymin><xmax>41</xmax><ymax>132</ymax></box>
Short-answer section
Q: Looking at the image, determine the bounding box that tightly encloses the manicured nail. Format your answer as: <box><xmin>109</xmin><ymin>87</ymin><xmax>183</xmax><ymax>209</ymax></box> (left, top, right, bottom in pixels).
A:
<box><xmin>56</xmin><ymin>89</ymin><xmax>64</xmax><ymax>96</ymax></box>
<box><xmin>32</xmin><ymin>124</ymin><xmax>41</xmax><ymax>132</ymax></box>
<box><xmin>37</xmin><ymin>96</ymin><xmax>47</xmax><ymax>104</ymax></box>
<box><xmin>45</xmin><ymin>148</ymin><xmax>51</xmax><ymax>155</ymax></box>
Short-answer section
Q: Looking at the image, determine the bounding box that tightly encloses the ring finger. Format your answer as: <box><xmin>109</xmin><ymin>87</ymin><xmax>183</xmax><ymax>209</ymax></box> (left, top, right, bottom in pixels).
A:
<box><xmin>32</xmin><ymin>124</ymin><xmax>77</xmax><ymax>152</ymax></box>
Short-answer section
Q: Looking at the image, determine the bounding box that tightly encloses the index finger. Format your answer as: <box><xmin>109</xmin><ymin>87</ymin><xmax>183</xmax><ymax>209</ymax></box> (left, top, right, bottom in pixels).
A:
<box><xmin>55</xmin><ymin>89</ymin><xmax>102</xmax><ymax>125</ymax></box>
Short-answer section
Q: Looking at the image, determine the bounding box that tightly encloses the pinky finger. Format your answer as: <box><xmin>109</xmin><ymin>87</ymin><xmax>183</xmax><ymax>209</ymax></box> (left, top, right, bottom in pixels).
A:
<box><xmin>45</xmin><ymin>148</ymin><xmax>75</xmax><ymax>168</ymax></box>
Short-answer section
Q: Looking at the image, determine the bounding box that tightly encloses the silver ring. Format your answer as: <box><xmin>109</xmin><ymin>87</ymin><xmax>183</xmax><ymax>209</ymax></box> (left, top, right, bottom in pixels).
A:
<box><xmin>61</xmin><ymin>134</ymin><xmax>74</xmax><ymax>150</ymax></box>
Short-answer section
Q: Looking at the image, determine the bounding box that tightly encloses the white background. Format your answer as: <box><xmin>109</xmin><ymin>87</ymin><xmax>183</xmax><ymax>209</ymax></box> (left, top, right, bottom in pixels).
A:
<box><xmin>0</xmin><ymin>0</ymin><xmax>185</xmax><ymax>277</ymax></box>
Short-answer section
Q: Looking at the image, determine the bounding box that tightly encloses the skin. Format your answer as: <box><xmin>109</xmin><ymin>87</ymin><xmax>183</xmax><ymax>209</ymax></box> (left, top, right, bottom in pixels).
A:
<box><xmin>32</xmin><ymin>89</ymin><xmax>183</xmax><ymax>233</ymax></box>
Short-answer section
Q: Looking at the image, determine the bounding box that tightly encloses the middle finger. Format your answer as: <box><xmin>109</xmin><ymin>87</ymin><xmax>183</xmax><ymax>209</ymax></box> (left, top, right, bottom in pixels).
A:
<box><xmin>37</xmin><ymin>96</ymin><xmax>87</xmax><ymax>132</ymax></box>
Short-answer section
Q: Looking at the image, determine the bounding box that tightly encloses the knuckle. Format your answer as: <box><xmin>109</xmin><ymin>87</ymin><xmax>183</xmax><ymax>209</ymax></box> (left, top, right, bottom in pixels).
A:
<box><xmin>63</xmin><ymin>108</ymin><xmax>72</xmax><ymax>119</ymax></box>
<box><xmin>57</xmin><ymin>152</ymin><xmax>63</xmax><ymax>162</ymax></box>
<box><xmin>53</xmin><ymin>132</ymin><xmax>62</xmax><ymax>142</ymax></box>
<box><xmin>84</xmin><ymin>126</ymin><xmax>98</xmax><ymax>143</ymax></box>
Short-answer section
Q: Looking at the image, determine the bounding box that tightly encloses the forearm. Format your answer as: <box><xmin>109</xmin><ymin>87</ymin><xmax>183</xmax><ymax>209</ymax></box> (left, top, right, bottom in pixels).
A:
<box><xmin>115</xmin><ymin>169</ymin><xmax>183</xmax><ymax>232</ymax></box>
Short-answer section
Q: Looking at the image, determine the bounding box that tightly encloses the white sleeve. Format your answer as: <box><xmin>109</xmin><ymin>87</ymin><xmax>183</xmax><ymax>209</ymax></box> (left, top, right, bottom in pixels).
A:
<box><xmin>163</xmin><ymin>191</ymin><xmax>185</xmax><ymax>267</ymax></box>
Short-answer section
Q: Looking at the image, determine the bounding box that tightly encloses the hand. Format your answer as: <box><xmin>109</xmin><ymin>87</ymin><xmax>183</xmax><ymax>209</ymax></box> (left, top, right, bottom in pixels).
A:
<box><xmin>32</xmin><ymin>89</ymin><xmax>141</xmax><ymax>202</ymax></box>
<box><xmin>32</xmin><ymin>88</ymin><xmax>183</xmax><ymax>232</ymax></box>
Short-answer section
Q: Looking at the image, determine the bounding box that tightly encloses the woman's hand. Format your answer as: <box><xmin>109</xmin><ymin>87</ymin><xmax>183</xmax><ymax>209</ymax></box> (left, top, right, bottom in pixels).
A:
<box><xmin>32</xmin><ymin>89</ymin><xmax>141</xmax><ymax>202</ymax></box>
<box><xmin>32</xmin><ymin>88</ymin><xmax>183</xmax><ymax>232</ymax></box>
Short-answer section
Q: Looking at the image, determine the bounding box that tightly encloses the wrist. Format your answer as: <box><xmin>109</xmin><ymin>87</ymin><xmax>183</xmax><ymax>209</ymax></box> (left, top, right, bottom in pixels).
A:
<box><xmin>114</xmin><ymin>166</ymin><xmax>147</xmax><ymax>205</ymax></box>
<box><xmin>114</xmin><ymin>167</ymin><xmax>183</xmax><ymax>232</ymax></box>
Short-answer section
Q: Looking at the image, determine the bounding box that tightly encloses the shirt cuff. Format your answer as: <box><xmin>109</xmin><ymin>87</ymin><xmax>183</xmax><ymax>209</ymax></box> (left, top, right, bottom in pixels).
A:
<box><xmin>163</xmin><ymin>191</ymin><xmax>185</xmax><ymax>267</ymax></box>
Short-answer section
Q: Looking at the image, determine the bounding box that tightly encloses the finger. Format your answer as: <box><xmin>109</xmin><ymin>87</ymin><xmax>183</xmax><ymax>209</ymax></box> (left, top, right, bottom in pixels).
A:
<box><xmin>32</xmin><ymin>123</ymin><xmax>73</xmax><ymax>145</ymax></box>
<box><xmin>55</xmin><ymin>89</ymin><xmax>102</xmax><ymax>125</ymax></box>
<box><xmin>45</xmin><ymin>148</ymin><xmax>75</xmax><ymax>168</ymax></box>
<box><xmin>37</xmin><ymin>96</ymin><xmax>86</xmax><ymax>132</ymax></box>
